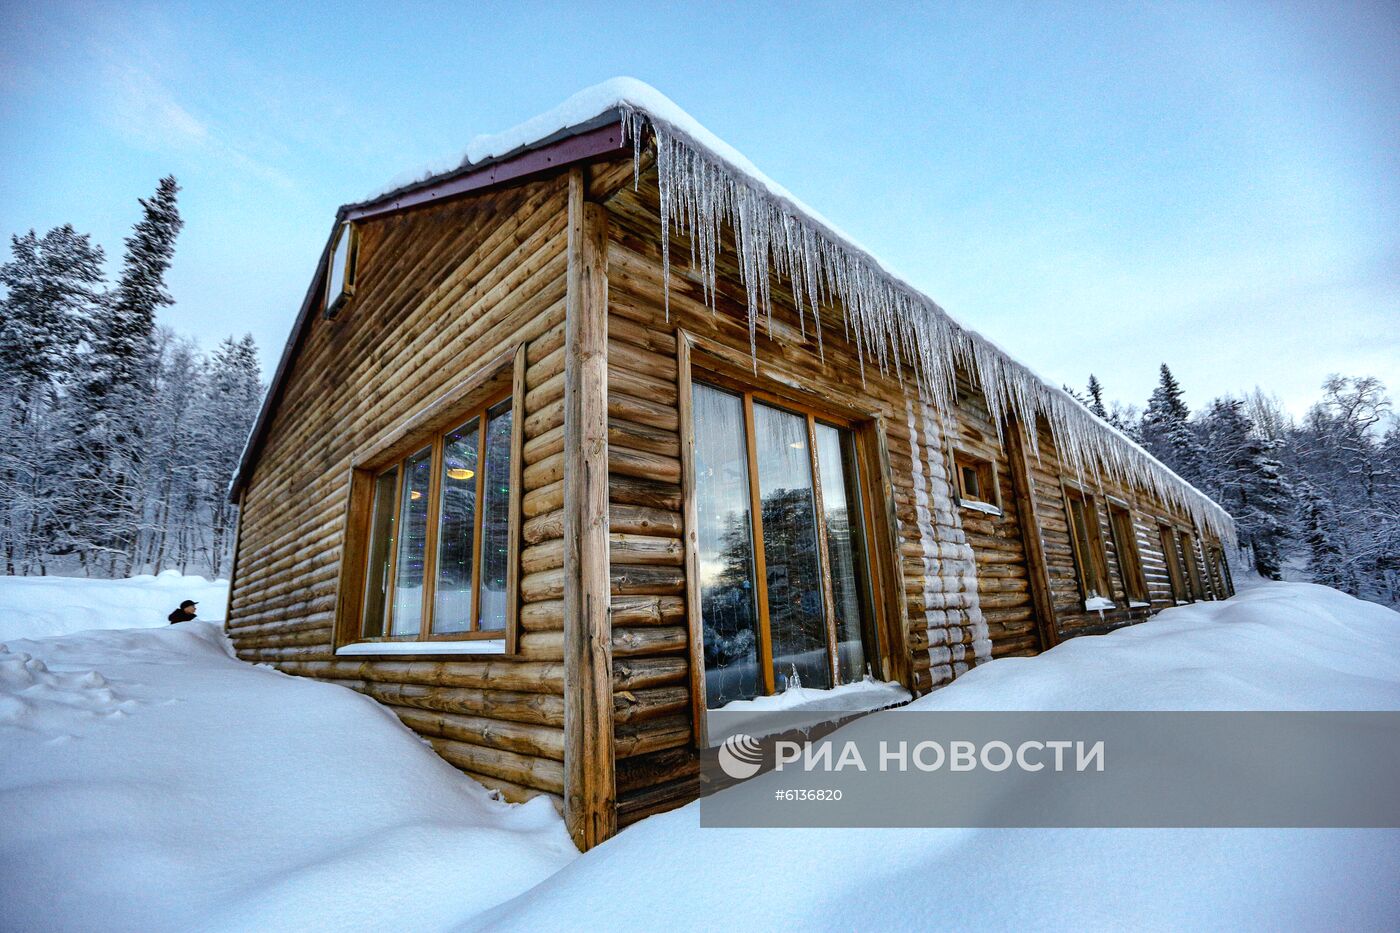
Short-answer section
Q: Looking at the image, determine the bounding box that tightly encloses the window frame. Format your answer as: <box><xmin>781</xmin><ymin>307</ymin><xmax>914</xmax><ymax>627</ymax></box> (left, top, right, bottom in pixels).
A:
<box><xmin>323</xmin><ymin>221</ymin><xmax>359</xmax><ymax>319</ymax></box>
<box><xmin>1106</xmin><ymin>501</ymin><xmax>1149</xmax><ymax>605</ymax></box>
<box><xmin>1180</xmin><ymin>529</ymin><xmax>1207</xmax><ymax>601</ymax></box>
<box><xmin>702</xmin><ymin>381</ymin><xmax>879</xmax><ymax>697</ymax></box>
<box><xmin>1062</xmin><ymin>484</ymin><xmax>1113</xmax><ymax>606</ymax></box>
<box><xmin>1158</xmin><ymin>523</ymin><xmax>1190</xmax><ymax>603</ymax></box>
<box><xmin>333</xmin><ymin>346</ymin><xmax>525</xmax><ymax>655</ymax></box>
<box><xmin>952</xmin><ymin>449</ymin><xmax>1002</xmax><ymax>515</ymax></box>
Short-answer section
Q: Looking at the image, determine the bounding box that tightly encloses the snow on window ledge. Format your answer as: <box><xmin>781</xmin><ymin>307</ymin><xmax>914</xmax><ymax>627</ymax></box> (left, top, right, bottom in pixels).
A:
<box><xmin>705</xmin><ymin>678</ymin><xmax>912</xmax><ymax>746</ymax></box>
<box><xmin>1128</xmin><ymin>600</ymin><xmax>1152</xmax><ymax>609</ymax></box>
<box><xmin>335</xmin><ymin>640</ymin><xmax>506</xmax><ymax>657</ymax></box>
<box><xmin>958</xmin><ymin>498</ymin><xmax>1003</xmax><ymax>516</ymax></box>
<box><xmin>1083</xmin><ymin>596</ymin><xmax>1117</xmax><ymax>612</ymax></box>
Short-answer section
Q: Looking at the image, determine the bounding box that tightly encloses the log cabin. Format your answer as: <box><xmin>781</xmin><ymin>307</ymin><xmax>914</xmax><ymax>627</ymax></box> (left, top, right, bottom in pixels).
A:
<box><xmin>225</xmin><ymin>78</ymin><xmax>1237</xmax><ymax>850</ymax></box>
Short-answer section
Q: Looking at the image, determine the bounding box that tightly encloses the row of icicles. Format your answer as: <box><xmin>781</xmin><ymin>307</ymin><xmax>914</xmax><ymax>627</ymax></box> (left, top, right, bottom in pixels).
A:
<box><xmin>619</xmin><ymin>106</ymin><xmax>1237</xmax><ymax>547</ymax></box>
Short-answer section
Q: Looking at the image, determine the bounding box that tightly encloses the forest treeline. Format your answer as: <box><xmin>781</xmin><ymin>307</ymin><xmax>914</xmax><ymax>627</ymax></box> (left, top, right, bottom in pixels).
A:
<box><xmin>2</xmin><ymin>179</ymin><xmax>1395</xmax><ymax>605</ymax></box>
<box><xmin>1070</xmin><ymin>367</ymin><xmax>1398</xmax><ymax>606</ymax></box>
<box><xmin>0</xmin><ymin>178</ymin><xmax>262</xmax><ymax>579</ymax></box>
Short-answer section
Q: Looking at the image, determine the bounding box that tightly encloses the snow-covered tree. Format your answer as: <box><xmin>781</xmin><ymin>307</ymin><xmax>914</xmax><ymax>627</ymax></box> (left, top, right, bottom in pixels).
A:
<box><xmin>67</xmin><ymin>177</ymin><xmax>183</xmax><ymax>574</ymax></box>
<box><xmin>1200</xmin><ymin>397</ymin><xmax>1292</xmax><ymax>579</ymax></box>
<box><xmin>1086</xmin><ymin>374</ymin><xmax>1107</xmax><ymax>419</ymax></box>
<box><xmin>0</xmin><ymin>226</ymin><xmax>106</xmax><ymax>573</ymax></box>
<box><xmin>1140</xmin><ymin>364</ymin><xmax>1208</xmax><ymax>488</ymax></box>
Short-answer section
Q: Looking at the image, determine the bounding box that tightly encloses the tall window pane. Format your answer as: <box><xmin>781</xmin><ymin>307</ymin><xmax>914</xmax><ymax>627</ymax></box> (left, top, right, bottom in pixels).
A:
<box><xmin>477</xmin><ymin>401</ymin><xmax>514</xmax><ymax>632</ymax></box>
<box><xmin>361</xmin><ymin>467</ymin><xmax>398</xmax><ymax>637</ymax></box>
<box><xmin>433</xmin><ymin>419</ymin><xmax>479</xmax><ymax>634</ymax></box>
<box><xmin>693</xmin><ymin>384</ymin><xmax>760</xmax><ymax>706</ymax></box>
<box><xmin>753</xmin><ymin>402</ymin><xmax>831</xmax><ymax>691</ymax></box>
<box><xmin>391</xmin><ymin>447</ymin><xmax>432</xmax><ymax>636</ymax></box>
<box><xmin>815</xmin><ymin>423</ymin><xmax>869</xmax><ymax>683</ymax></box>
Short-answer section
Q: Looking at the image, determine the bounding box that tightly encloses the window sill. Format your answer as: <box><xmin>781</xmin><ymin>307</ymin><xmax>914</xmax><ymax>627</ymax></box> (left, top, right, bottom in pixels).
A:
<box><xmin>1083</xmin><ymin>596</ymin><xmax>1117</xmax><ymax>612</ymax></box>
<box><xmin>336</xmin><ymin>639</ymin><xmax>506</xmax><ymax>657</ymax></box>
<box><xmin>1127</xmin><ymin>600</ymin><xmax>1152</xmax><ymax>609</ymax></box>
<box><xmin>958</xmin><ymin>499</ymin><xmax>1003</xmax><ymax>517</ymax></box>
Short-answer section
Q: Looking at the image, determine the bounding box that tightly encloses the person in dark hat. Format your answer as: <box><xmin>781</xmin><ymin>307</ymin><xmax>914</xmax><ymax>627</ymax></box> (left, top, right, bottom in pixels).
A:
<box><xmin>168</xmin><ymin>600</ymin><xmax>199</xmax><ymax>624</ymax></box>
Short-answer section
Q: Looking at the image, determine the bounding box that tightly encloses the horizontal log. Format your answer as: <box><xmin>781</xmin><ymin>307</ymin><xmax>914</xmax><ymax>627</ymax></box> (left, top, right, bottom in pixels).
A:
<box><xmin>609</xmin><ymin>445</ymin><xmax>682</xmax><ymax>484</ymax></box>
<box><xmin>428</xmin><ymin>737</ymin><xmax>564</xmax><ymax>794</ymax></box>
<box><xmin>339</xmin><ymin>679</ymin><xmax>564</xmax><ymax>726</ymax></box>
<box><xmin>392</xmin><ymin>707</ymin><xmax>566</xmax><ymax>760</ymax></box>
<box><xmin>609</xmin><ymin>503</ymin><xmax>683</xmax><ymax>538</ymax></box>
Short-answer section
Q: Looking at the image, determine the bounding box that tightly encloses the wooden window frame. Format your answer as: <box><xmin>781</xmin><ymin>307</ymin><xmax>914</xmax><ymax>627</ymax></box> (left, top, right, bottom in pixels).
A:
<box><xmin>677</xmin><ymin>330</ymin><xmax>906</xmax><ymax>740</ymax></box>
<box><xmin>1062</xmin><ymin>483</ymin><xmax>1113</xmax><ymax>606</ymax></box>
<box><xmin>1106</xmin><ymin>502</ymin><xmax>1149</xmax><ymax>605</ymax></box>
<box><xmin>1158</xmin><ymin>523</ymin><xmax>1189</xmax><ymax>603</ymax></box>
<box><xmin>1180</xmin><ymin>529</ymin><xmax>1207</xmax><ymax>601</ymax></box>
<box><xmin>332</xmin><ymin>346</ymin><xmax>525</xmax><ymax>655</ymax></box>
<box><xmin>323</xmin><ymin>221</ymin><xmax>359</xmax><ymax>319</ymax></box>
<box><xmin>952</xmin><ymin>448</ymin><xmax>1002</xmax><ymax>515</ymax></box>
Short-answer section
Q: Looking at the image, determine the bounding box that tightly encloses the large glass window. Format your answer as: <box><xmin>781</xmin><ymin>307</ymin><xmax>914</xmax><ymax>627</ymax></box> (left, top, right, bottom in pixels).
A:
<box><xmin>693</xmin><ymin>383</ymin><xmax>875</xmax><ymax>706</ymax></box>
<box><xmin>360</xmin><ymin>393</ymin><xmax>515</xmax><ymax>641</ymax></box>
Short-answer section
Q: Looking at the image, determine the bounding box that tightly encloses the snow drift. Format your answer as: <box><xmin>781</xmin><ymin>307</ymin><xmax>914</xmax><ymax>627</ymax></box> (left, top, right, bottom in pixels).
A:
<box><xmin>0</xmin><ymin>621</ymin><xmax>575</xmax><ymax>933</ymax></box>
<box><xmin>2</xmin><ymin>581</ymin><xmax>1396</xmax><ymax>931</ymax></box>
<box><xmin>471</xmin><ymin>582</ymin><xmax>1400</xmax><ymax>932</ymax></box>
<box><xmin>0</xmin><ymin>569</ymin><xmax>228</xmax><ymax>642</ymax></box>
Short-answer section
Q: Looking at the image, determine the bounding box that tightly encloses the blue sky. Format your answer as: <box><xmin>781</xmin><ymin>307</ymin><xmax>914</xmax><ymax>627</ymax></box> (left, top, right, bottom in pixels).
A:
<box><xmin>2</xmin><ymin>1</ymin><xmax>1396</xmax><ymax>417</ymax></box>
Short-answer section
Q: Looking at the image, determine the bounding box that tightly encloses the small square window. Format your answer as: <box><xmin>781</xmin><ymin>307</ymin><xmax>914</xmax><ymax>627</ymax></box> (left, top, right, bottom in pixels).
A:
<box><xmin>953</xmin><ymin>450</ymin><xmax>999</xmax><ymax>512</ymax></box>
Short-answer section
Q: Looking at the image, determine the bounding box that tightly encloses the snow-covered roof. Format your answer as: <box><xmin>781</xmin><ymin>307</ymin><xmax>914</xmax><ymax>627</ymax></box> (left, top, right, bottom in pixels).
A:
<box><xmin>239</xmin><ymin>78</ymin><xmax>1235</xmax><ymax>544</ymax></box>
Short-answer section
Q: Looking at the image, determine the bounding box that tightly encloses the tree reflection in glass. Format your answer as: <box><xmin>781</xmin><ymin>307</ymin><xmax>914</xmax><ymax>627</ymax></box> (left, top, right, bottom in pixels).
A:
<box><xmin>753</xmin><ymin>403</ymin><xmax>831</xmax><ymax>691</ymax></box>
<box><xmin>693</xmin><ymin>384</ymin><xmax>760</xmax><ymax>706</ymax></box>
<box><xmin>815</xmin><ymin>422</ymin><xmax>869</xmax><ymax>683</ymax></box>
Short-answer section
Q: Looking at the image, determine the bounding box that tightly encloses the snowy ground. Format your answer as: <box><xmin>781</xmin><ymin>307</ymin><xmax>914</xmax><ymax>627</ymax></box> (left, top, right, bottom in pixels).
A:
<box><xmin>2</xmin><ymin>580</ymin><xmax>1397</xmax><ymax>931</ymax></box>
<box><xmin>0</xmin><ymin>570</ymin><xmax>227</xmax><ymax>642</ymax></box>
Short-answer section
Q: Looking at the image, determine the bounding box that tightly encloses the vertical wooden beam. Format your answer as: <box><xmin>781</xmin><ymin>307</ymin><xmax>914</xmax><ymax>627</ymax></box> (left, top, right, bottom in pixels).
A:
<box><xmin>222</xmin><ymin>490</ymin><xmax>246</xmax><ymax>633</ymax></box>
<box><xmin>563</xmin><ymin>167</ymin><xmax>616</xmax><ymax>850</ymax></box>
<box><xmin>504</xmin><ymin>344</ymin><xmax>527</xmax><ymax>655</ymax></box>
<box><xmin>1005</xmin><ymin>414</ymin><xmax>1060</xmax><ymax>651</ymax></box>
<box><xmin>675</xmin><ymin>332</ymin><xmax>710</xmax><ymax>748</ymax></box>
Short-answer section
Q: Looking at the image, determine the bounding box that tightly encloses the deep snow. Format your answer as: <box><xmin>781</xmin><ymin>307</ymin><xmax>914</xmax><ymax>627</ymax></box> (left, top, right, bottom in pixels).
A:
<box><xmin>0</xmin><ymin>569</ymin><xmax>227</xmax><ymax>642</ymax></box>
<box><xmin>472</xmin><ymin>582</ymin><xmax>1400</xmax><ymax>932</ymax></box>
<box><xmin>1</xmin><ymin>580</ymin><xmax>1397</xmax><ymax>932</ymax></box>
<box><xmin>0</xmin><ymin>622</ymin><xmax>575</xmax><ymax>933</ymax></box>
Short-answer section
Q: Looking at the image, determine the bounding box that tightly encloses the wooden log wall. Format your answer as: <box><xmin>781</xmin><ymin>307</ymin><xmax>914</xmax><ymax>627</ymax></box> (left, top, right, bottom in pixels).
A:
<box><xmin>945</xmin><ymin>373</ymin><xmax>1040</xmax><ymax>657</ymax></box>
<box><xmin>227</xmin><ymin>175</ymin><xmax>573</xmax><ymax>807</ymax></box>
<box><xmin>598</xmin><ymin>162</ymin><xmax>993</xmax><ymax>819</ymax></box>
<box><xmin>230</xmin><ymin>148</ymin><xmax>1234</xmax><ymax>840</ymax></box>
<box><xmin>1024</xmin><ymin>419</ymin><xmax>1230</xmax><ymax>640</ymax></box>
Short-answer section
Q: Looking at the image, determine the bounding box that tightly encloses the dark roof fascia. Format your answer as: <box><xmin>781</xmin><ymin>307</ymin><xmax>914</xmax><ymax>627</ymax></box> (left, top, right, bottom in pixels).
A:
<box><xmin>228</xmin><ymin>118</ymin><xmax>628</xmax><ymax>501</ymax></box>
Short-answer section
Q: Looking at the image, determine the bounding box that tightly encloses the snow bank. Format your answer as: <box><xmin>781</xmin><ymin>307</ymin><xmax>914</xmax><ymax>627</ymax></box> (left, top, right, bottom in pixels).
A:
<box><xmin>472</xmin><ymin>583</ymin><xmax>1400</xmax><ymax>931</ymax></box>
<box><xmin>0</xmin><ymin>622</ymin><xmax>574</xmax><ymax>933</ymax></box>
<box><xmin>0</xmin><ymin>570</ymin><xmax>228</xmax><ymax>642</ymax></box>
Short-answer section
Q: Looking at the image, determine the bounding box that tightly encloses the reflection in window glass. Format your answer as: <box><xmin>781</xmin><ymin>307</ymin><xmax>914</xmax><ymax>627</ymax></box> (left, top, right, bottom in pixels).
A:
<box><xmin>477</xmin><ymin>401</ymin><xmax>513</xmax><ymax>631</ymax></box>
<box><xmin>816</xmin><ymin>423</ymin><xmax>869</xmax><ymax>683</ymax></box>
<box><xmin>753</xmin><ymin>402</ymin><xmax>830</xmax><ymax>691</ymax></box>
<box><xmin>693</xmin><ymin>384</ymin><xmax>760</xmax><ymax>706</ymax></box>
<box><xmin>433</xmin><ymin>419</ymin><xmax>479</xmax><ymax>634</ymax></box>
<box><xmin>391</xmin><ymin>447</ymin><xmax>432</xmax><ymax>636</ymax></box>
<box><xmin>361</xmin><ymin>467</ymin><xmax>398</xmax><ymax>637</ymax></box>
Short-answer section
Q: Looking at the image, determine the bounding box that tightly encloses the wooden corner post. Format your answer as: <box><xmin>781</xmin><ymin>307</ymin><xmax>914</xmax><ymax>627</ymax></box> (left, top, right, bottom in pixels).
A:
<box><xmin>563</xmin><ymin>167</ymin><xmax>616</xmax><ymax>849</ymax></box>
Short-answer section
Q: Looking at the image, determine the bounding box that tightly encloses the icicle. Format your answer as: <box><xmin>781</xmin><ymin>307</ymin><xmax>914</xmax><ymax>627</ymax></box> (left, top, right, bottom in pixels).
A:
<box><xmin>615</xmin><ymin>107</ymin><xmax>1237</xmax><ymax>549</ymax></box>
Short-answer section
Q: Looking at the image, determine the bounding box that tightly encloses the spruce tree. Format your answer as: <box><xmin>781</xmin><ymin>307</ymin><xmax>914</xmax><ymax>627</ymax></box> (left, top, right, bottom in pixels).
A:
<box><xmin>69</xmin><ymin>176</ymin><xmax>183</xmax><ymax>573</ymax></box>
<box><xmin>1300</xmin><ymin>481</ymin><xmax>1348</xmax><ymax>592</ymax></box>
<box><xmin>1141</xmin><ymin>364</ymin><xmax>1208</xmax><ymax>488</ymax></box>
<box><xmin>1202</xmin><ymin>397</ymin><xmax>1292</xmax><ymax>579</ymax></box>
<box><xmin>0</xmin><ymin>226</ymin><xmax>106</xmax><ymax>573</ymax></box>
<box><xmin>1086</xmin><ymin>374</ymin><xmax>1107</xmax><ymax>419</ymax></box>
